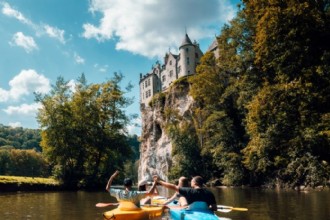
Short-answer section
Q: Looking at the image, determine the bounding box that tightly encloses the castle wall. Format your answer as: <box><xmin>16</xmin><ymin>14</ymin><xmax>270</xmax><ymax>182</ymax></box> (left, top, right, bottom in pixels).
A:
<box><xmin>161</xmin><ymin>54</ymin><xmax>177</xmax><ymax>91</ymax></box>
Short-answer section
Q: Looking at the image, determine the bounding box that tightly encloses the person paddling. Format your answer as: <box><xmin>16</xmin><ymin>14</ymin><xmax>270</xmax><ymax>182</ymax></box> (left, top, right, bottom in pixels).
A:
<box><xmin>153</xmin><ymin>175</ymin><xmax>217</xmax><ymax>211</ymax></box>
<box><xmin>106</xmin><ymin>170</ymin><xmax>158</xmax><ymax>208</ymax></box>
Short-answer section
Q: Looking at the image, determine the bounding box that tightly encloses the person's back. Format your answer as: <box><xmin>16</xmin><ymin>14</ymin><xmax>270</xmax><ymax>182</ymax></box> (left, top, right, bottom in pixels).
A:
<box><xmin>106</xmin><ymin>171</ymin><xmax>158</xmax><ymax>208</ymax></box>
<box><xmin>154</xmin><ymin>175</ymin><xmax>217</xmax><ymax>211</ymax></box>
<box><xmin>178</xmin><ymin>176</ymin><xmax>216</xmax><ymax>210</ymax></box>
<box><xmin>178</xmin><ymin>187</ymin><xmax>215</xmax><ymax>206</ymax></box>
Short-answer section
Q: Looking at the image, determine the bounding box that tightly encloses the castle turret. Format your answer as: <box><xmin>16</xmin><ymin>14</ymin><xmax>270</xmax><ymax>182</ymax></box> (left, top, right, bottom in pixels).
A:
<box><xmin>178</xmin><ymin>34</ymin><xmax>200</xmax><ymax>78</ymax></box>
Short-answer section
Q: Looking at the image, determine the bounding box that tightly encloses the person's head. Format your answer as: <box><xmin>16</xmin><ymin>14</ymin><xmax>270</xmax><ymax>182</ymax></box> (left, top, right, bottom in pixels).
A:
<box><xmin>123</xmin><ymin>178</ymin><xmax>133</xmax><ymax>188</ymax></box>
<box><xmin>178</xmin><ymin>176</ymin><xmax>189</xmax><ymax>187</ymax></box>
<box><xmin>191</xmin><ymin>176</ymin><xmax>204</xmax><ymax>188</ymax></box>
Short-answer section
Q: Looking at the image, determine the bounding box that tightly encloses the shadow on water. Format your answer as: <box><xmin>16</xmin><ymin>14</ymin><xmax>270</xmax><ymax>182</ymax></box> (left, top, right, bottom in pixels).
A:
<box><xmin>0</xmin><ymin>187</ymin><xmax>329</xmax><ymax>220</ymax></box>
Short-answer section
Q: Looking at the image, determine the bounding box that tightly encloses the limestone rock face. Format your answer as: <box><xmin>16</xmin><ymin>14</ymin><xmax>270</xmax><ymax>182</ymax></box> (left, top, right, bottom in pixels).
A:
<box><xmin>138</xmin><ymin>81</ymin><xmax>193</xmax><ymax>182</ymax></box>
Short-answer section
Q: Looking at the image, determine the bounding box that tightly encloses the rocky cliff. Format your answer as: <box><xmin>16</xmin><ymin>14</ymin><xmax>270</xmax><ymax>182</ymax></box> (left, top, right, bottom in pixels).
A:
<box><xmin>138</xmin><ymin>79</ymin><xmax>194</xmax><ymax>182</ymax></box>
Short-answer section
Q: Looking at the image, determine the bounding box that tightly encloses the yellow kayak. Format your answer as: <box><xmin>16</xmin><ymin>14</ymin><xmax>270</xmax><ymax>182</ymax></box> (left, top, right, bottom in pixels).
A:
<box><xmin>151</xmin><ymin>196</ymin><xmax>167</xmax><ymax>205</ymax></box>
<box><xmin>103</xmin><ymin>202</ymin><xmax>163</xmax><ymax>220</ymax></box>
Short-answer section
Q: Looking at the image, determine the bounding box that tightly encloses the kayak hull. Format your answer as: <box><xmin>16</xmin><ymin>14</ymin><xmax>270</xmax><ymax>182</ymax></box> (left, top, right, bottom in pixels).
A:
<box><xmin>170</xmin><ymin>208</ymin><xmax>219</xmax><ymax>220</ymax></box>
<box><xmin>103</xmin><ymin>206</ymin><xmax>163</xmax><ymax>220</ymax></box>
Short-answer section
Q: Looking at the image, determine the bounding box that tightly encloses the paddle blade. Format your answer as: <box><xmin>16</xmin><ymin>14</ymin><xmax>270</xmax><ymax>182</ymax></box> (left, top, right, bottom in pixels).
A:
<box><xmin>96</xmin><ymin>203</ymin><xmax>118</xmax><ymax>208</ymax></box>
<box><xmin>231</xmin><ymin>207</ymin><xmax>248</xmax><ymax>211</ymax></box>
<box><xmin>217</xmin><ymin>205</ymin><xmax>248</xmax><ymax>212</ymax></box>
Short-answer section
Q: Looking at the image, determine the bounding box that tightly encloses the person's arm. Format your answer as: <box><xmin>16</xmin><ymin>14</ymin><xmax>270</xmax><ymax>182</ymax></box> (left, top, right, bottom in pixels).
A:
<box><xmin>105</xmin><ymin>170</ymin><xmax>119</xmax><ymax>191</ymax></box>
<box><xmin>163</xmin><ymin>193</ymin><xmax>177</xmax><ymax>205</ymax></box>
<box><xmin>153</xmin><ymin>175</ymin><xmax>179</xmax><ymax>192</ymax></box>
<box><xmin>146</xmin><ymin>180</ymin><xmax>158</xmax><ymax>196</ymax></box>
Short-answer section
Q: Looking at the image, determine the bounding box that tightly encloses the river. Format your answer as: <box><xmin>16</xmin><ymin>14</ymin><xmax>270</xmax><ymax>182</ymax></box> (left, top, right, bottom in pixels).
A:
<box><xmin>0</xmin><ymin>187</ymin><xmax>329</xmax><ymax>220</ymax></box>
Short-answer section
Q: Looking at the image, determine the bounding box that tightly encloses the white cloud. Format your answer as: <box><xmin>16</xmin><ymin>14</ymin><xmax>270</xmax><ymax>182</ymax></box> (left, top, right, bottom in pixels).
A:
<box><xmin>67</xmin><ymin>79</ymin><xmax>76</xmax><ymax>93</ymax></box>
<box><xmin>94</xmin><ymin>63</ymin><xmax>108</xmax><ymax>72</ymax></box>
<box><xmin>1</xmin><ymin>2</ymin><xmax>32</xmax><ymax>25</ymax></box>
<box><xmin>0</xmin><ymin>88</ymin><xmax>10</xmax><ymax>102</ymax></box>
<box><xmin>2</xmin><ymin>2</ymin><xmax>66</xmax><ymax>44</ymax></box>
<box><xmin>8</xmin><ymin>122</ymin><xmax>22</xmax><ymax>128</ymax></box>
<box><xmin>43</xmin><ymin>24</ymin><xmax>66</xmax><ymax>44</ymax></box>
<box><xmin>82</xmin><ymin>0</ymin><xmax>237</xmax><ymax>58</ymax></box>
<box><xmin>10</xmin><ymin>32</ymin><xmax>38</xmax><ymax>53</ymax></box>
<box><xmin>4</xmin><ymin>103</ymin><xmax>41</xmax><ymax>116</ymax></box>
<box><xmin>0</xmin><ymin>69</ymin><xmax>51</xmax><ymax>102</ymax></box>
<box><xmin>74</xmin><ymin>52</ymin><xmax>85</xmax><ymax>64</ymax></box>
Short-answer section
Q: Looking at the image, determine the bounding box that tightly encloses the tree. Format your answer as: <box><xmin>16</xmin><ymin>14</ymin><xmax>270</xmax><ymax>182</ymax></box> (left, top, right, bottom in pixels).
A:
<box><xmin>242</xmin><ymin>0</ymin><xmax>330</xmax><ymax>187</ymax></box>
<box><xmin>35</xmin><ymin>73</ymin><xmax>135</xmax><ymax>189</ymax></box>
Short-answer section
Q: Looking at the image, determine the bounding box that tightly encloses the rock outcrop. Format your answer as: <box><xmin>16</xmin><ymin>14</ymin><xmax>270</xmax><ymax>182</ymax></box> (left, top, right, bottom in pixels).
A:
<box><xmin>138</xmin><ymin>79</ymin><xmax>194</xmax><ymax>182</ymax></box>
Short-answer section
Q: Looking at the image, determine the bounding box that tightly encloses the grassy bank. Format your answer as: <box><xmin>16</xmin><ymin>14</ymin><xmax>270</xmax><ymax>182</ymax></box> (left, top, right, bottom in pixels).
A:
<box><xmin>0</xmin><ymin>175</ymin><xmax>62</xmax><ymax>192</ymax></box>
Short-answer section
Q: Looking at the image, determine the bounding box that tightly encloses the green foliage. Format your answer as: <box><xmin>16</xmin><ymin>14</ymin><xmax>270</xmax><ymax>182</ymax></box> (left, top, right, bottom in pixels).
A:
<box><xmin>0</xmin><ymin>149</ymin><xmax>50</xmax><ymax>177</ymax></box>
<box><xmin>35</xmin><ymin>73</ymin><xmax>135</xmax><ymax>189</ymax></box>
<box><xmin>149</xmin><ymin>92</ymin><xmax>166</xmax><ymax>108</ymax></box>
<box><xmin>0</xmin><ymin>175</ymin><xmax>59</xmax><ymax>185</ymax></box>
<box><xmin>167</xmin><ymin>122</ymin><xmax>205</xmax><ymax>180</ymax></box>
<box><xmin>167</xmin><ymin>0</ymin><xmax>330</xmax><ymax>187</ymax></box>
<box><xmin>0</xmin><ymin>125</ymin><xmax>42</xmax><ymax>151</ymax></box>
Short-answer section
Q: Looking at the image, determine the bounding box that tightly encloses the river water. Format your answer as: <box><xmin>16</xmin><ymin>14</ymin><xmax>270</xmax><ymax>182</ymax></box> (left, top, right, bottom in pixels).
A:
<box><xmin>0</xmin><ymin>187</ymin><xmax>329</xmax><ymax>220</ymax></box>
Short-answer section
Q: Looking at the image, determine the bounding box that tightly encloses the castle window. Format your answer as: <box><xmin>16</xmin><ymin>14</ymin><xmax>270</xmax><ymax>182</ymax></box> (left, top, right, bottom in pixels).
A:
<box><xmin>145</xmin><ymin>81</ymin><xmax>148</xmax><ymax>87</ymax></box>
<box><xmin>187</xmin><ymin>57</ymin><xmax>190</xmax><ymax>65</ymax></box>
<box><xmin>169</xmin><ymin>60</ymin><xmax>172</xmax><ymax>65</ymax></box>
<box><xmin>195</xmin><ymin>53</ymin><xmax>198</xmax><ymax>58</ymax></box>
<box><xmin>148</xmin><ymin>78</ymin><xmax>151</xmax><ymax>86</ymax></box>
<box><xmin>162</xmin><ymin>75</ymin><xmax>166</xmax><ymax>82</ymax></box>
<box><xmin>186</xmin><ymin>48</ymin><xmax>189</xmax><ymax>52</ymax></box>
<box><xmin>170</xmin><ymin>70</ymin><xmax>173</xmax><ymax>77</ymax></box>
<box><xmin>146</xmin><ymin>90</ymin><xmax>151</xmax><ymax>98</ymax></box>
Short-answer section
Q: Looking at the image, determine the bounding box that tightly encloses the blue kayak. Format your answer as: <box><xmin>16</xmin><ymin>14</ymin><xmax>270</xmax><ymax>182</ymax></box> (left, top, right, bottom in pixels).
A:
<box><xmin>170</xmin><ymin>208</ymin><xmax>219</xmax><ymax>220</ymax></box>
<box><xmin>169</xmin><ymin>202</ymin><xmax>220</xmax><ymax>220</ymax></box>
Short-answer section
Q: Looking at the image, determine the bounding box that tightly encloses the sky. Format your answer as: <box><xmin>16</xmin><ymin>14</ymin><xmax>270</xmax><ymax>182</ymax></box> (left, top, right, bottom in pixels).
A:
<box><xmin>0</xmin><ymin>0</ymin><xmax>240</xmax><ymax>135</ymax></box>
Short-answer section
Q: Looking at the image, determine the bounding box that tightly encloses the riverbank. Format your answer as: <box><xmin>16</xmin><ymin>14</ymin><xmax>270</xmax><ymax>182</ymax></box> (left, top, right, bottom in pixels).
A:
<box><xmin>0</xmin><ymin>175</ymin><xmax>62</xmax><ymax>192</ymax></box>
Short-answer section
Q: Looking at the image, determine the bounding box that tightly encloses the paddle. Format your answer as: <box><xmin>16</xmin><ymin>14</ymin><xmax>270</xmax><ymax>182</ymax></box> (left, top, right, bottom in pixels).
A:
<box><xmin>95</xmin><ymin>202</ymin><xmax>119</xmax><ymax>208</ymax></box>
<box><xmin>217</xmin><ymin>205</ymin><xmax>248</xmax><ymax>212</ymax></box>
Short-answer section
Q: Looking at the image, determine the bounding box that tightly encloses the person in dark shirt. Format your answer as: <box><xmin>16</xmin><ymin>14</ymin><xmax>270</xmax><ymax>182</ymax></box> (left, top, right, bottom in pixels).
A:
<box><xmin>153</xmin><ymin>175</ymin><xmax>217</xmax><ymax>211</ymax></box>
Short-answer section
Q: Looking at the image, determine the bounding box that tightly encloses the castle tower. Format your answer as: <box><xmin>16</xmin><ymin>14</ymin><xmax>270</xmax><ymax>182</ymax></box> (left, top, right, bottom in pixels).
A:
<box><xmin>178</xmin><ymin>34</ymin><xmax>203</xmax><ymax>78</ymax></box>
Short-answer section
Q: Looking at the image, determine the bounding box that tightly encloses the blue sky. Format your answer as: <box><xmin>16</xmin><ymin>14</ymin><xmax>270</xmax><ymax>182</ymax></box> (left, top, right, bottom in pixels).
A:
<box><xmin>0</xmin><ymin>0</ymin><xmax>240</xmax><ymax>135</ymax></box>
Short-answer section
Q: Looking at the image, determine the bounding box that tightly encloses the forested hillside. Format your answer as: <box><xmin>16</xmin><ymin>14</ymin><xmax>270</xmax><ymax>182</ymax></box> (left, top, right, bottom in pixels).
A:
<box><xmin>165</xmin><ymin>0</ymin><xmax>330</xmax><ymax>188</ymax></box>
<box><xmin>0</xmin><ymin>124</ymin><xmax>41</xmax><ymax>151</ymax></box>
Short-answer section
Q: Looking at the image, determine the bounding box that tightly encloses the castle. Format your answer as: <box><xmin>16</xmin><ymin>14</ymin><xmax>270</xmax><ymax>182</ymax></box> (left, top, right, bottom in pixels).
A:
<box><xmin>139</xmin><ymin>33</ymin><xmax>205</xmax><ymax>109</ymax></box>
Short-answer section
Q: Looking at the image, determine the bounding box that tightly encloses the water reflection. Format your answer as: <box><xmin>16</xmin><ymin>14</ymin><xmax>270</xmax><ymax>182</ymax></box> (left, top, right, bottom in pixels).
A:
<box><xmin>0</xmin><ymin>188</ymin><xmax>329</xmax><ymax>220</ymax></box>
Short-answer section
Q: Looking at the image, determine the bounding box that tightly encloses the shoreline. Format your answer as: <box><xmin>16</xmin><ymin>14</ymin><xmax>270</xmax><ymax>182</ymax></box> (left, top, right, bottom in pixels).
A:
<box><xmin>0</xmin><ymin>175</ymin><xmax>63</xmax><ymax>192</ymax></box>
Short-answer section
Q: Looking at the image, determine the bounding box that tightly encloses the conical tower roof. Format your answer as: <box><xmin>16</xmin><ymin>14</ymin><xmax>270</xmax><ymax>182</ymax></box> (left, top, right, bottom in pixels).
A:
<box><xmin>180</xmin><ymin>34</ymin><xmax>193</xmax><ymax>49</ymax></box>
